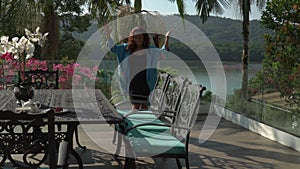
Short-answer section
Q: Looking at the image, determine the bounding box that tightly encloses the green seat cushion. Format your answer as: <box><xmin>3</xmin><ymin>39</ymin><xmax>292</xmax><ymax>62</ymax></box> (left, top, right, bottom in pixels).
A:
<box><xmin>125</xmin><ymin>116</ymin><xmax>170</xmax><ymax>132</ymax></box>
<box><xmin>117</xmin><ymin>109</ymin><xmax>157</xmax><ymax>118</ymax></box>
<box><xmin>117</xmin><ymin>109</ymin><xmax>132</xmax><ymax>116</ymax></box>
<box><xmin>117</xmin><ymin>109</ymin><xmax>169</xmax><ymax>132</ymax></box>
<box><xmin>127</xmin><ymin>129</ymin><xmax>185</xmax><ymax>155</ymax></box>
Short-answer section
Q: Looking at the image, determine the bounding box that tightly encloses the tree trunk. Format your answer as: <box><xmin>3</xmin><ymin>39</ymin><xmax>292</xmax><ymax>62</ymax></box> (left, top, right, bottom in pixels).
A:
<box><xmin>241</xmin><ymin>1</ymin><xmax>250</xmax><ymax>112</ymax></box>
<box><xmin>43</xmin><ymin>3</ymin><xmax>60</xmax><ymax>60</ymax></box>
<box><xmin>241</xmin><ymin>16</ymin><xmax>249</xmax><ymax>100</ymax></box>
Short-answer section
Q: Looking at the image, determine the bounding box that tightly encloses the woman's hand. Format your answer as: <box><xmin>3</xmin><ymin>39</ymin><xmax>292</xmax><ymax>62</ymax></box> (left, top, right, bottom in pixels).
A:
<box><xmin>164</xmin><ymin>28</ymin><xmax>174</xmax><ymax>51</ymax></box>
<box><xmin>165</xmin><ymin>28</ymin><xmax>174</xmax><ymax>37</ymax></box>
<box><xmin>104</xmin><ymin>24</ymin><xmax>111</xmax><ymax>40</ymax></box>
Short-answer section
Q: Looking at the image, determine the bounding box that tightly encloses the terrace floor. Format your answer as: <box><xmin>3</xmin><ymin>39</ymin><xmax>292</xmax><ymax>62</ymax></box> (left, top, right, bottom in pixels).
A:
<box><xmin>68</xmin><ymin>114</ymin><xmax>300</xmax><ymax>169</ymax></box>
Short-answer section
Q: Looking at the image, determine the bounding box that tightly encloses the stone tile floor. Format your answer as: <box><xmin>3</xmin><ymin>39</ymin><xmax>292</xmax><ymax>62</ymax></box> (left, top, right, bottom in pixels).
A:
<box><xmin>68</xmin><ymin>114</ymin><xmax>300</xmax><ymax>169</ymax></box>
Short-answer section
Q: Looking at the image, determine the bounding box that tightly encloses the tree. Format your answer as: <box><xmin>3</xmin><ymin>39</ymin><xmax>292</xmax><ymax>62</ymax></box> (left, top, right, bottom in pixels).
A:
<box><xmin>0</xmin><ymin>1</ymin><xmax>42</xmax><ymax>37</ymax></box>
<box><xmin>234</xmin><ymin>0</ymin><xmax>265</xmax><ymax>105</ymax></box>
<box><xmin>0</xmin><ymin>0</ymin><xmax>89</xmax><ymax>60</ymax></box>
<box><xmin>193</xmin><ymin>0</ymin><xmax>231</xmax><ymax>22</ymax></box>
<box><xmin>260</xmin><ymin>0</ymin><xmax>300</xmax><ymax>107</ymax></box>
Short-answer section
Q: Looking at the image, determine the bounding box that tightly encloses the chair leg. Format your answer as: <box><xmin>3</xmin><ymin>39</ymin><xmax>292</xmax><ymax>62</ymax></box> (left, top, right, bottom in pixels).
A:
<box><xmin>115</xmin><ymin>122</ymin><xmax>126</xmax><ymax>156</ymax></box>
<box><xmin>112</xmin><ymin>124</ymin><xmax>117</xmax><ymax>144</ymax></box>
<box><xmin>185</xmin><ymin>155</ymin><xmax>190</xmax><ymax>169</ymax></box>
<box><xmin>124</xmin><ymin>136</ymin><xmax>136</xmax><ymax>169</ymax></box>
<box><xmin>75</xmin><ymin>127</ymin><xmax>86</xmax><ymax>149</ymax></box>
<box><xmin>115</xmin><ymin>131</ymin><xmax>123</xmax><ymax>156</ymax></box>
<box><xmin>176</xmin><ymin>158</ymin><xmax>182</xmax><ymax>169</ymax></box>
<box><xmin>124</xmin><ymin>157</ymin><xmax>136</xmax><ymax>169</ymax></box>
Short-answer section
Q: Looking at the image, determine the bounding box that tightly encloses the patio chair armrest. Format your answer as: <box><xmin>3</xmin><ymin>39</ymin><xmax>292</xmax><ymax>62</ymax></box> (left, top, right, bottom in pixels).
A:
<box><xmin>172</xmin><ymin>125</ymin><xmax>191</xmax><ymax>131</ymax></box>
<box><xmin>111</xmin><ymin>93</ymin><xmax>150</xmax><ymax>107</ymax></box>
<box><xmin>124</xmin><ymin>109</ymin><xmax>161</xmax><ymax>118</ymax></box>
<box><xmin>109</xmin><ymin>94</ymin><xmax>128</xmax><ymax>103</ymax></box>
<box><xmin>124</xmin><ymin>123</ymin><xmax>171</xmax><ymax>134</ymax></box>
<box><xmin>114</xmin><ymin>100</ymin><xmax>131</xmax><ymax>107</ymax></box>
<box><xmin>160</xmin><ymin>110</ymin><xmax>176</xmax><ymax>118</ymax></box>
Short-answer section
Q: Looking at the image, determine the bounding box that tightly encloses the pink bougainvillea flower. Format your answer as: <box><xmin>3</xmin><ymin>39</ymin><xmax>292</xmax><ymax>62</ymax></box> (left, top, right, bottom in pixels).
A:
<box><xmin>53</xmin><ymin>64</ymin><xmax>63</xmax><ymax>71</ymax></box>
<box><xmin>58</xmin><ymin>76</ymin><xmax>67</xmax><ymax>84</ymax></box>
<box><xmin>79</xmin><ymin>67</ymin><xmax>92</xmax><ymax>77</ymax></box>
<box><xmin>40</xmin><ymin>60</ymin><xmax>47</xmax><ymax>71</ymax></box>
<box><xmin>93</xmin><ymin>66</ymin><xmax>99</xmax><ymax>72</ymax></box>
<box><xmin>72</xmin><ymin>63</ymin><xmax>80</xmax><ymax>68</ymax></box>
<box><xmin>63</xmin><ymin>64</ymin><xmax>73</xmax><ymax>76</ymax></box>
<box><xmin>0</xmin><ymin>52</ymin><xmax>13</xmax><ymax>60</ymax></box>
<box><xmin>73</xmin><ymin>74</ymin><xmax>82</xmax><ymax>84</ymax></box>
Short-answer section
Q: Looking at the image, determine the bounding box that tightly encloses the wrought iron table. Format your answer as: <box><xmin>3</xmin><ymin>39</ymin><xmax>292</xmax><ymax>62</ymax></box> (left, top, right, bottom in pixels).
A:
<box><xmin>0</xmin><ymin>89</ymin><xmax>123</xmax><ymax>169</ymax></box>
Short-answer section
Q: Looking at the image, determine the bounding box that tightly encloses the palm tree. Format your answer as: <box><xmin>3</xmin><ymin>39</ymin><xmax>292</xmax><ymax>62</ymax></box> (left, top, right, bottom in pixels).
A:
<box><xmin>193</xmin><ymin>0</ymin><xmax>231</xmax><ymax>22</ymax></box>
<box><xmin>234</xmin><ymin>0</ymin><xmax>265</xmax><ymax>101</ymax></box>
<box><xmin>193</xmin><ymin>0</ymin><xmax>265</xmax><ymax>100</ymax></box>
<box><xmin>192</xmin><ymin>0</ymin><xmax>265</xmax><ymax>65</ymax></box>
<box><xmin>238</xmin><ymin>0</ymin><xmax>266</xmax><ymax>66</ymax></box>
<box><xmin>88</xmin><ymin>0</ymin><xmax>187</xmax><ymax>23</ymax></box>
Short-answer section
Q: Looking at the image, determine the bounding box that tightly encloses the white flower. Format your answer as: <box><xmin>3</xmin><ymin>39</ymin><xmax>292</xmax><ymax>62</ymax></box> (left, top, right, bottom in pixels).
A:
<box><xmin>1</xmin><ymin>36</ymin><xmax>9</xmax><ymax>44</ymax></box>
<box><xmin>38</xmin><ymin>32</ymin><xmax>49</xmax><ymax>47</ymax></box>
<box><xmin>0</xmin><ymin>45</ymin><xmax>6</xmax><ymax>55</ymax></box>
<box><xmin>25</xmin><ymin>27</ymin><xmax>48</xmax><ymax>44</ymax></box>
<box><xmin>25</xmin><ymin>28</ymin><xmax>35</xmax><ymax>41</ymax></box>
<box><xmin>14</xmin><ymin>36</ymin><xmax>27</xmax><ymax>54</ymax></box>
<box><xmin>8</xmin><ymin>46</ymin><xmax>18</xmax><ymax>54</ymax></box>
<box><xmin>11</xmin><ymin>37</ymin><xmax>19</xmax><ymax>44</ymax></box>
<box><xmin>26</xmin><ymin>53</ymin><xmax>34</xmax><ymax>59</ymax></box>
<box><xmin>19</xmin><ymin>36</ymin><xmax>29</xmax><ymax>45</ymax></box>
<box><xmin>1</xmin><ymin>27</ymin><xmax>48</xmax><ymax>61</ymax></box>
<box><xmin>13</xmin><ymin>54</ymin><xmax>19</xmax><ymax>60</ymax></box>
<box><xmin>25</xmin><ymin>42</ymin><xmax>35</xmax><ymax>57</ymax></box>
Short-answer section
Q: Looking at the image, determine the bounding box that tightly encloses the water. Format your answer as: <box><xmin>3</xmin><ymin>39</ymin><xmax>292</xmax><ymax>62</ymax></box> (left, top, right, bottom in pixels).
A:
<box><xmin>101</xmin><ymin>60</ymin><xmax>262</xmax><ymax>95</ymax></box>
<box><xmin>159</xmin><ymin>60</ymin><xmax>262</xmax><ymax>95</ymax></box>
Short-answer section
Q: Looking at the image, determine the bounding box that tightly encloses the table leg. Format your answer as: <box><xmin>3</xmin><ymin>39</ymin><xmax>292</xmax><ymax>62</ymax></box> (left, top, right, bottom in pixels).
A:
<box><xmin>66</xmin><ymin>123</ymin><xmax>84</xmax><ymax>169</ymax></box>
<box><xmin>75</xmin><ymin>127</ymin><xmax>87</xmax><ymax>149</ymax></box>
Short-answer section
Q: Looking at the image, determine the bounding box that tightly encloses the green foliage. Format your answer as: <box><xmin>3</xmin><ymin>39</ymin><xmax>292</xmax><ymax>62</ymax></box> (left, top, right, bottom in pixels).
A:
<box><xmin>59</xmin><ymin>33</ymin><xmax>85</xmax><ymax>60</ymax></box>
<box><xmin>0</xmin><ymin>0</ymin><xmax>91</xmax><ymax>60</ymax></box>
<box><xmin>260</xmin><ymin>0</ymin><xmax>300</xmax><ymax>106</ymax></box>
<box><xmin>95</xmin><ymin>69</ymin><xmax>114</xmax><ymax>98</ymax></box>
<box><xmin>202</xmin><ymin>90</ymin><xmax>212</xmax><ymax>103</ymax></box>
<box><xmin>170</xmin><ymin>15</ymin><xmax>268</xmax><ymax>61</ymax></box>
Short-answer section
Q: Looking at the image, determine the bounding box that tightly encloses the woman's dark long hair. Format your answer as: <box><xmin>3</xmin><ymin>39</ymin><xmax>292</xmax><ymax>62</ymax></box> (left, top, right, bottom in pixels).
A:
<box><xmin>127</xmin><ymin>26</ymin><xmax>150</xmax><ymax>53</ymax></box>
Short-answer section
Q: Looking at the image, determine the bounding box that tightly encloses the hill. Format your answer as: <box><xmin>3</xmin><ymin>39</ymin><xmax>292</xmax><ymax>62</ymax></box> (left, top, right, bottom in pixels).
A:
<box><xmin>169</xmin><ymin>15</ymin><xmax>269</xmax><ymax>61</ymax></box>
<box><xmin>75</xmin><ymin>15</ymin><xmax>270</xmax><ymax>62</ymax></box>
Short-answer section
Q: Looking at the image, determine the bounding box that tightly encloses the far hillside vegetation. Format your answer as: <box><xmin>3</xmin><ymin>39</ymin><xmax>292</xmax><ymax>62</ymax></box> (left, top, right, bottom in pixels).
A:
<box><xmin>74</xmin><ymin>15</ymin><xmax>270</xmax><ymax>62</ymax></box>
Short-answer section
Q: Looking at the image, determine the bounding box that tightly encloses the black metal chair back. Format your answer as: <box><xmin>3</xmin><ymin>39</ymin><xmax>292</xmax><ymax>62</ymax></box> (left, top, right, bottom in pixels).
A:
<box><xmin>18</xmin><ymin>70</ymin><xmax>59</xmax><ymax>89</ymax></box>
<box><xmin>149</xmin><ymin>72</ymin><xmax>171</xmax><ymax>110</ymax></box>
<box><xmin>159</xmin><ymin>76</ymin><xmax>188</xmax><ymax>122</ymax></box>
<box><xmin>0</xmin><ymin>109</ymin><xmax>56</xmax><ymax>169</ymax></box>
<box><xmin>172</xmin><ymin>83</ymin><xmax>206</xmax><ymax>139</ymax></box>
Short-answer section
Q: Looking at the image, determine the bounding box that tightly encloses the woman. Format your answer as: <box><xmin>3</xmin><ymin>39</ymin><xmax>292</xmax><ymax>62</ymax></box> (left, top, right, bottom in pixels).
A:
<box><xmin>106</xmin><ymin>26</ymin><xmax>173</xmax><ymax>110</ymax></box>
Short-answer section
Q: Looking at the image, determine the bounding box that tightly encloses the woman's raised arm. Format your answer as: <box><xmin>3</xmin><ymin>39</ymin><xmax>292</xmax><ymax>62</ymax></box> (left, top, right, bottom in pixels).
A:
<box><xmin>163</xmin><ymin>28</ymin><xmax>174</xmax><ymax>51</ymax></box>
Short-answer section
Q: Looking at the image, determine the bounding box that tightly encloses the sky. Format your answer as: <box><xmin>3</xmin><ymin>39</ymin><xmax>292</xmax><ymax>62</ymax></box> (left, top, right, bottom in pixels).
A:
<box><xmin>139</xmin><ymin>0</ymin><xmax>263</xmax><ymax>20</ymax></box>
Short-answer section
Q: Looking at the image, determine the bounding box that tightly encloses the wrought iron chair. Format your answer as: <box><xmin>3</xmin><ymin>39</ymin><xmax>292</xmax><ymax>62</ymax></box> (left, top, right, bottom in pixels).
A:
<box><xmin>0</xmin><ymin>109</ymin><xmax>58</xmax><ymax>168</ymax></box>
<box><xmin>112</xmin><ymin>72</ymin><xmax>171</xmax><ymax>143</ymax></box>
<box><xmin>123</xmin><ymin>83</ymin><xmax>206</xmax><ymax>169</ymax></box>
<box><xmin>123</xmin><ymin>75</ymin><xmax>189</xmax><ymax>124</ymax></box>
<box><xmin>18</xmin><ymin>70</ymin><xmax>59</xmax><ymax>89</ymax></box>
<box><xmin>114</xmin><ymin>76</ymin><xmax>189</xmax><ymax>155</ymax></box>
<box><xmin>110</xmin><ymin>72</ymin><xmax>171</xmax><ymax>110</ymax></box>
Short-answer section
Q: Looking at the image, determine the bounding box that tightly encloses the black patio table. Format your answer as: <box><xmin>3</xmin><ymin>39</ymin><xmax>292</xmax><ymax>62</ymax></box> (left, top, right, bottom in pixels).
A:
<box><xmin>0</xmin><ymin>89</ymin><xmax>123</xmax><ymax>169</ymax></box>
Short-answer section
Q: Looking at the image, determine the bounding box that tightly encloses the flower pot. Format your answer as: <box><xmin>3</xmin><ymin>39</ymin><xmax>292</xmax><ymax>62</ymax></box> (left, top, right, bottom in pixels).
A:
<box><xmin>14</xmin><ymin>83</ymin><xmax>34</xmax><ymax>105</ymax></box>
